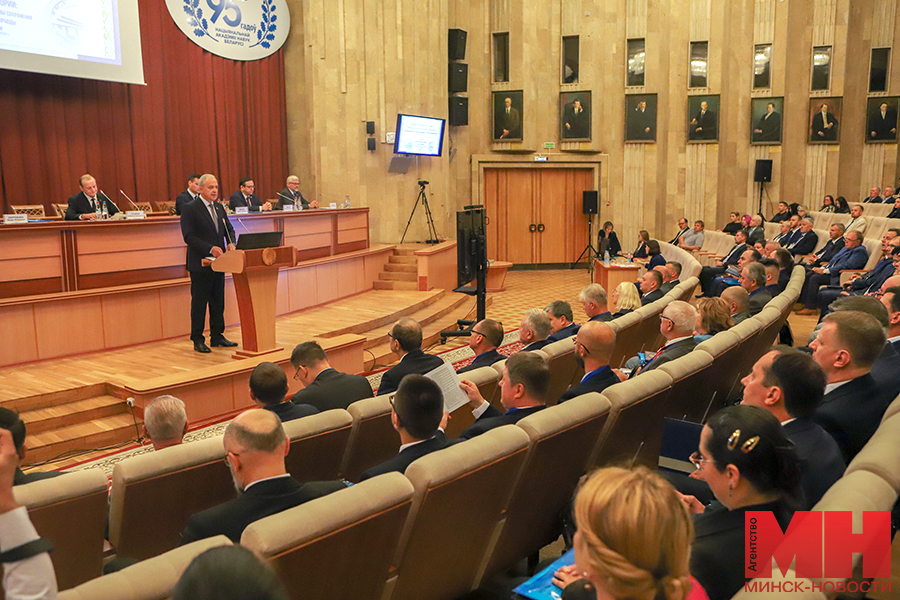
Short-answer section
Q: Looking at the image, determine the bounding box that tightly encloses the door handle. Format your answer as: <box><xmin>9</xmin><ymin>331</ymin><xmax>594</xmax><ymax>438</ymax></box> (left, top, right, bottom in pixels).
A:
<box><xmin>529</xmin><ymin>224</ymin><xmax>537</xmax><ymax>232</ymax></box>
<box><xmin>537</xmin><ymin>223</ymin><xmax>545</xmax><ymax>232</ymax></box>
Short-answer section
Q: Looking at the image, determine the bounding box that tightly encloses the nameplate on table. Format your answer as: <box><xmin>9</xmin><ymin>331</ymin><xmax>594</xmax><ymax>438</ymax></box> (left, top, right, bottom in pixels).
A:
<box><xmin>2</xmin><ymin>214</ymin><xmax>28</xmax><ymax>224</ymax></box>
<box><xmin>282</xmin><ymin>204</ymin><xmax>294</xmax><ymax>211</ymax></box>
<box><xmin>125</xmin><ymin>210</ymin><xmax>146</xmax><ymax>220</ymax></box>
<box><xmin>329</xmin><ymin>202</ymin><xmax>338</xmax><ymax>209</ymax></box>
<box><xmin>235</xmin><ymin>207</ymin><xmax>250</xmax><ymax>214</ymax></box>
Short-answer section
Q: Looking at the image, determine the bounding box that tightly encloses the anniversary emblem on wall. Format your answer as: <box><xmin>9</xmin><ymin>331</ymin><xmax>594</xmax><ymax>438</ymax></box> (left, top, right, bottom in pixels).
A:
<box><xmin>165</xmin><ymin>0</ymin><xmax>290</xmax><ymax>61</ymax></box>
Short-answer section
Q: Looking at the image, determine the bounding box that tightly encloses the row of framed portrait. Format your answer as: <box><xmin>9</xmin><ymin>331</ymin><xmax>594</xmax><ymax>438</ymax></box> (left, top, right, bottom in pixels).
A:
<box><xmin>492</xmin><ymin>91</ymin><xmax>900</xmax><ymax>145</ymax></box>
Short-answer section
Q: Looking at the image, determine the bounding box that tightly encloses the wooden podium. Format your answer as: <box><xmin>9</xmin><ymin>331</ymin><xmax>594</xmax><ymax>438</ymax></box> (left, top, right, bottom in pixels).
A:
<box><xmin>212</xmin><ymin>246</ymin><xmax>296</xmax><ymax>358</ymax></box>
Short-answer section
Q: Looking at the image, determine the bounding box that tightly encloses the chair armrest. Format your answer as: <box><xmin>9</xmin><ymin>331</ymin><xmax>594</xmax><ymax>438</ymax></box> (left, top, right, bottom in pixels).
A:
<box><xmin>838</xmin><ymin>270</ymin><xmax>867</xmax><ymax>286</ymax></box>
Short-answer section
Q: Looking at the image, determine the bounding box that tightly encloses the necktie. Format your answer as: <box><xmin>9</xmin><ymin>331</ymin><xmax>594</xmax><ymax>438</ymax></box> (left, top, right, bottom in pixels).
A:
<box><xmin>90</xmin><ymin>198</ymin><xmax>96</xmax><ymax>211</ymax></box>
<box><xmin>208</xmin><ymin>203</ymin><xmax>218</xmax><ymax>233</ymax></box>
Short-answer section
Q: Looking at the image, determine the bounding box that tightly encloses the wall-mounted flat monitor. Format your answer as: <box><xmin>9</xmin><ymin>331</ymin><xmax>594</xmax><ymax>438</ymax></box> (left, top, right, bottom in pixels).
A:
<box><xmin>393</xmin><ymin>114</ymin><xmax>446</xmax><ymax>156</ymax></box>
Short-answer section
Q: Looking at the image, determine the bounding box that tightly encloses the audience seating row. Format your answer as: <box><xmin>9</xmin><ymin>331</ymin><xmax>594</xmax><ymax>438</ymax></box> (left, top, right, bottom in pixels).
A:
<box><xmin>809</xmin><ymin>210</ymin><xmax>900</xmax><ymax>242</ymax></box>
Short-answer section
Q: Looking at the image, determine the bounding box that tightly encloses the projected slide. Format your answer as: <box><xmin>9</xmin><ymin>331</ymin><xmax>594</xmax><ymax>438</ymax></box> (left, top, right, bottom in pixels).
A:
<box><xmin>0</xmin><ymin>0</ymin><xmax>121</xmax><ymax>64</ymax></box>
<box><xmin>395</xmin><ymin>115</ymin><xmax>445</xmax><ymax>156</ymax></box>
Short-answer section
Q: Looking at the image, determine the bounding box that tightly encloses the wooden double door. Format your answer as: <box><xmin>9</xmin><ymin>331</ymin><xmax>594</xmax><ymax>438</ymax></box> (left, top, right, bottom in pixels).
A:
<box><xmin>483</xmin><ymin>167</ymin><xmax>593</xmax><ymax>264</ymax></box>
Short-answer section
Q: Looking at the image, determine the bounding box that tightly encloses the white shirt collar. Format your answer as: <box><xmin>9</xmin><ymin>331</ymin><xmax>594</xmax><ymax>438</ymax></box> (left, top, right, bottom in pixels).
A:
<box><xmin>662</xmin><ymin>335</ymin><xmax>693</xmax><ymax>348</ymax></box>
<box><xmin>824</xmin><ymin>379</ymin><xmax>854</xmax><ymax>395</ymax></box>
<box><xmin>399</xmin><ymin>435</ymin><xmax>436</xmax><ymax>453</ymax></box>
<box><xmin>887</xmin><ymin>335</ymin><xmax>900</xmax><ymax>343</ymax></box>
<box><xmin>242</xmin><ymin>473</ymin><xmax>291</xmax><ymax>492</ymax></box>
<box><xmin>780</xmin><ymin>418</ymin><xmax>796</xmax><ymax>426</ymax></box>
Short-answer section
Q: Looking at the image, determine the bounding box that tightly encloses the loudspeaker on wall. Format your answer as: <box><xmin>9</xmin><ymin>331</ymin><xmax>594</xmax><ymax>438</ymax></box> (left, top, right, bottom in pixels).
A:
<box><xmin>449</xmin><ymin>63</ymin><xmax>468</xmax><ymax>93</ymax></box>
<box><xmin>449</xmin><ymin>97</ymin><xmax>468</xmax><ymax>126</ymax></box>
<box><xmin>448</xmin><ymin>29</ymin><xmax>467</xmax><ymax>60</ymax></box>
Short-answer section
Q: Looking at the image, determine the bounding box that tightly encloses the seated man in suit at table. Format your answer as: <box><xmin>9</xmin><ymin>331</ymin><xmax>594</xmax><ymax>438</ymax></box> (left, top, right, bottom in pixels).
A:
<box><xmin>579</xmin><ymin>284</ymin><xmax>613</xmax><ymax>322</ymax></box>
<box><xmin>174</xmin><ymin>173</ymin><xmax>201</xmax><ymax>216</ymax></box>
<box><xmin>360</xmin><ymin>375</ymin><xmax>452</xmax><ymax>480</ymax></box>
<box><xmin>65</xmin><ymin>173</ymin><xmax>119</xmax><ymax>220</ymax></box>
<box><xmin>559</xmin><ymin>321</ymin><xmax>620</xmax><ymax>402</ymax></box>
<box><xmin>229</xmin><ymin>177</ymin><xmax>272</xmax><ymax>212</ymax></box>
<box><xmin>289</xmin><ymin>341</ymin><xmax>373</xmax><ymax>411</ymax></box>
<box><xmin>250</xmin><ymin>362</ymin><xmax>317</xmax><ymax>423</ymax></box>
<box><xmin>517</xmin><ymin>308</ymin><xmax>552</xmax><ymax>353</ymax></box>
<box><xmin>0</xmin><ymin>408</ymin><xmax>65</xmax><ymax>486</ymax></box>
<box><xmin>142</xmin><ymin>395</ymin><xmax>189</xmax><ymax>451</ymax></box>
<box><xmin>180</xmin><ymin>409</ymin><xmax>345</xmax><ymax>544</ymax></box>
<box><xmin>457</xmin><ymin>351</ymin><xmax>549</xmax><ymax>440</ymax></box>
<box><xmin>376</xmin><ymin>318</ymin><xmax>445</xmax><ymax>395</ymax></box>
<box><xmin>277</xmin><ymin>175</ymin><xmax>319</xmax><ymax>210</ymax></box>
<box><xmin>544</xmin><ymin>300</ymin><xmax>580</xmax><ymax>343</ymax></box>
<box><xmin>458</xmin><ymin>319</ymin><xmax>505</xmax><ymax>374</ymax></box>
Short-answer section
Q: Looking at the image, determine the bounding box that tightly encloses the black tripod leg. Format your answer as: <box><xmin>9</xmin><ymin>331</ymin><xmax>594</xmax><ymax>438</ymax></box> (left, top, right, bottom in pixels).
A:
<box><xmin>400</xmin><ymin>190</ymin><xmax>423</xmax><ymax>243</ymax></box>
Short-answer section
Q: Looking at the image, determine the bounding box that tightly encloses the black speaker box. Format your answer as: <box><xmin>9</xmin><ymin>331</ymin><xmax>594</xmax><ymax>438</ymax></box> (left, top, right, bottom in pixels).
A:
<box><xmin>449</xmin><ymin>63</ymin><xmax>468</xmax><ymax>93</ymax></box>
<box><xmin>449</xmin><ymin>97</ymin><xmax>468</xmax><ymax>126</ymax></box>
<box><xmin>582</xmin><ymin>190</ymin><xmax>599</xmax><ymax>215</ymax></box>
<box><xmin>367</xmin><ymin>138</ymin><xmax>376</xmax><ymax>151</ymax></box>
<box><xmin>754</xmin><ymin>159</ymin><xmax>773</xmax><ymax>183</ymax></box>
<box><xmin>366</xmin><ymin>121</ymin><xmax>375</xmax><ymax>135</ymax></box>
<box><xmin>448</xmin><ymin>28</ymin><xmax>467</xmax><ymax>60</ymax></box>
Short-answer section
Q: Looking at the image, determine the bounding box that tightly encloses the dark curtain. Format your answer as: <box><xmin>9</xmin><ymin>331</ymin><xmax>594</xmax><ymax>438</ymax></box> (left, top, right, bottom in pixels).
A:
<box><xmin>0</xmin><ymin>2</ymin><xmax>288</xmax><ymax>213</ymax></box>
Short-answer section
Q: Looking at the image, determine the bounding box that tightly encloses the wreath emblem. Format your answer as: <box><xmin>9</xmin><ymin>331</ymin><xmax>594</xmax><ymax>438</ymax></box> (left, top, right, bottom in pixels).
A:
<box><xmin>182</xmin><ymin>0</ymin><xmax>216</xmax><ymax>41</ymax></box>
<box><xmin>250</xmin><ymin>0</ymin><xmax>277</xmax><ymax>49</ymax></box>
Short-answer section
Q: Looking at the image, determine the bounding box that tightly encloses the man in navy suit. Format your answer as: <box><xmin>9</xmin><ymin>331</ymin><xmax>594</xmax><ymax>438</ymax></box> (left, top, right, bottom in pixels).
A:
<box><xmin>180</xmin><ymin>174</ymin><xmax>238</xmax><ymax>353</ymax></box>
<box><xmin>579</xmin><ymin>284</ymin><xmax>614</xmax><ymax>322</ymax></box>
<box><xmin>785</xmin><ymin>217</ymin><xmax>818</xmax><ymax>257</ymax></box>
<box><xmin>802</xmin><ymin>223</ymin><xmax>846</xmax><ymax>267</ymax></box>
<box><xmin>376</xmin><ymin>318</ymin><xmax>444</xmax><ymax>395</ymax></box>
<box><xmin>559</xmin><ymin>321</ymin><xmax>620</xmax><ymax>402</ymax></box>
<box><xmin>797</xmin><ymin>230</ymin><xmax>868</xmax><ymax>314</ymax></box>
<box><xmin>277</xmin><ymin>175</ymin><xmax>319</xmax><ymax>210</ymax></box>
<box><xmin>816</xmin><ymin>236</ymin><xmax>900</xmax><ymax>317</ymax></box>
<box><xmin>516</xmin><ymin>309</ymin><xmax>551</xmax><ymax>353</ymax></box>
<box><xmin>360</xmin><ymin>375</ymin><xmax>452</xmax><ymax>480</ymax></box>
<box><xmin>544</xmin><ymin>301</ymin><xmax>580</xmax><ymax>343</ymax></box>
<box><xmin>741</xmin><ymin>262</ymin><xmax>772</xmax><ymax>315</ymax></box>
<box><xmin>458</xmin><ymin>351</ymin><xmax>549</xmax><ymax>439</ymax></box>
<box><xmin>180</xmin><ymin>409</ymin><xmax>345</xmax><ymax>544</ymax></box>
<box><xmin>249</xmin><ymin>362</ymin><xmax>317</xmax><ymax>423</ymax></box>
<box><xmin>811</xmin><ymin>312</ymin><xmax>891</xmax><ymax>462</ymax></box>
<box><xmin>229</xmin><ymin>177</ymin><xmax>272</xmax><ymax>212</ymax></box>
<box><xmin>882</xmin><ymin>285</ymin><xmax>900</xmax><ymax>353</ymax></box>
<box><xmin>64</xmin><ymin>173</ymin><xmax>120</xmax><ymax>220</ymax></box>
<box><xmin>289</xmin><ymin>341</ymin><xmax>373</xmax><ymax>411</ymax></box>
<box><xmin>174</xmin><ymin>173</ymin><xmax>201</xmax><ymax>216</ymax></box>
<box><xmin>458</xmin><ymin>319</ymin><xmax>505</xmax><ymax>374</ymax></box>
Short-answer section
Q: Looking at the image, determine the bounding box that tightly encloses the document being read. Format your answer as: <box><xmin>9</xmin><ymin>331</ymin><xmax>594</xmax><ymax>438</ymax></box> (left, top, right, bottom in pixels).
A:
<box><xmin>424</xmin><ymin>362</ymin><xmax>471</xmax><ymax>413</ymax></box>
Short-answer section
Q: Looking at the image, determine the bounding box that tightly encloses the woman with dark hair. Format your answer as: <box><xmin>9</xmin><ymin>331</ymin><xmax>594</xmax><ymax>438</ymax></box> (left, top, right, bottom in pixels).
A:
<box><xmin>679</xmin><ymin>405</ymin><xmax>801</xmax><ymax>600</ymax></box>
<box><xmin>647</xmin><ymin>240</ymin><xmax>666</xmax><ymax>269</ymax></box>
<box><xmin>631</xmin><ymin>230</ymin><xmax>651</xmax><ymax>260</ymax></box>
<box><xmin>598</xmin><ymin>221</ymin><xmax>623</xmax><ymax>256</ymax></box>
<box><xmin>819</xmin><ymin>195</ymin><xmax>835</xmax><ymax>213</ymax></box>
<box><xmin>721</xmin><ymin>212</ymin><xmax>742</xmax><ymax>235</ymax></box>
<box><xmin>834</xmin><ymin>196</ymin><xmax>850</xmax><ymax>213</ymax></box>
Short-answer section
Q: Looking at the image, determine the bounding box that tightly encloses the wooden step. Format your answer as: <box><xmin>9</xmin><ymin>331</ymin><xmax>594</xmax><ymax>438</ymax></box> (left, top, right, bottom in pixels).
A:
<box><xmin>384</xmin><ymin>263</ymin><xmax>417</xmax><ymax>273</ymax></box>
<box><xmin>0</xmin><ymin>383</ymin><xmax>110</xmax><ymax>414</ymax></box>
<box><xmin>20</xmin><ymin>395</ymin><xmax>128</xmax><ymax>434</ymax></box>
<box><xmin>316</xmin><ymin>290</ymin><xmax>446</xmax><ymax>339</ymax></box>
<box><xmin>379</xmin><ymin>271</ymin><xmax>417</xmax><ymax>282</ymax></box>
<box><xmin>374</xmin><ymin>280</ymin><xmax>419</xmax><ymax>290</ymax></box>
<box><xmin>25</xmin><ymin>413</ymin><xmax>140</xmax><ymax>465</ymax></box>
<box><xmin>388</xmin><ymin>255</ymin><xmax>417</xmax><ymax>265</ymax></box>
<box><xmin>393</xmin><ymin>248</ymin><xmax>418</xmax><ymax>256</ymax></box>
<box><xmin>363</xmin><ymin>293</ymin><xmax>472</xmax><ymax>349</ymax></box>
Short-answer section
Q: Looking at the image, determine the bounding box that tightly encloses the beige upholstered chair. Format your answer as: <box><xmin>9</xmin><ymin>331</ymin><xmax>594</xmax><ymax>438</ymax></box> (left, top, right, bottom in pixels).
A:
<box><xmin>282</xmin><ymin>409</ymin><xmax>352</xmax><ymax>482</ymax></box>
<box><xmin>58</xmin><ymin>536</ymin><xmax>231</xmax><ymax>600</ymax></box>
<box><xmin>608</xmin><ymin>311</ymin><xmax>644</xmax><ymax>368</ymax></box>
<box><xmin>657</xmin><ymin>351</ymin><xmax>716</xmax><ymax>423</ymax></box>
<box><xmin>10</xmin><ymin>204</ymin><xmax>45</xmax><ymax>217</ymax></box>
<box><xmin>385</xmin><ymin>425</ymin><xmax>530</xmax><ymax>600</ymax></box>
<box><xmin>445</xmin><ymin>365</ymin><xmax>501</xmax><ymax>438</ymax></box>
<box><xmin>242</xmin><ymin>472</ymin><xmax>414</xmax><ymax>600</ymax></box>
<box><xmin>341</xmin><ymin>395</ymin><xmax>398</xmax><ymax>482</ymax></box>
<box><xmin>844</xmin><ymin>412</ymin><xmax>900</xmax><ymax>493</ymax></box>
<box><xmin>13</xmin><ymin>468</ymin><xmax>109</xmax><ymax>591</ymax></box>
<box><xmin>535</xmin><ymin>337</ymin><xmax>580</xmax><ymax>405</ymax></box>
<box><xmin>108</xmin><ymin>436</ymin><xmax>233</xmax><ymax>560</ymax></box>
<box><xmin>695</xmin><ymin>330</ymin><xmax>744</xmax><ymax>405</ymax></box>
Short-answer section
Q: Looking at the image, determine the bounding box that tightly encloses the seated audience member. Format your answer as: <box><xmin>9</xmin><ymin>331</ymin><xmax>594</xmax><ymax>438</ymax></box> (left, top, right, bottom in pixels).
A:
<box><xmin>740</xmin><ymin>262</ymin><xmax>771</xmax><ymax>315</ymax></box>
<box><xmin>250</xmin><ymin>362</ymin><xmax>317</xmax><ymax>423</ymax></box>
<box><xmin>746</xmin><ymin>215</ymin><xmax>765</xmax><ymax>246</ymax></box>
<box><xmin>883</xmin><ymin>186</ymin><xmax>896</xmax><ymax>204</ymax></box>
<box><xmin>597</xmin><ymin>221</ymin><xmax>622</xmax><ymax>255</ymax></box>
<box><xmin>143</xmin><ymin>395</ymin><xmax>189</xmax><ymax>450</ymax></box>
<box><xmin>698</xmin><ymin>230</ymin><xmax>747</xmax><ymax>296</ymax></box>
<box><xmin>517</xmin><ymin>308</ymin><xmax>552</xmax><ymax>352</ymax></box>
<box><xmin>772</xmin><ymin>248</ymin><xmax>793</xmax><ymax>292</ymax></box>
<box><xmin>796</xmin><ymin>230</ymin><xmax>868</xmax><ymax>314</ymax></box>
<box><xmin>811</xmin><ymin>311</ymin><xmax>891</xmax><ymax>462</ymax></box>
<box><xmin>545</xmin><ymin>300</ymin><xmax>581</xmax><ymax>342</ymax></box>
<box><xmin>845</xmin><ymin>204</ymin><xmax>867</xmax><ymax>235</ymax></box>
<box><xmin>360</xmin><ymin>375</ymin><xmax>451</xmax><ymax>480</ymax></box>
<box><xmin>670</xmin><ymin>218</ymin><xmax>691</xmax><ymax>245</ymax></box>
<box><xmin>680</xmin><ymin>405</ymin><xmax>801</xmax><ymax>600</ymax></box>
<box><xmin>646</xmin><ymin>240</ymin><xmax>666</xmax><ymax>269</ymax></box>
<box><xmin>228</xmin><ymin>177</ymin><xmax>271</xmax><ymax>212</ymax></box>
<box><xmin>770</xmin><ymin>201</ymin><xmax>792</xmax><ymax>223</ymax></box>
<box><xmin>631</xmin><ymin>301</ymin><xmax>697</xmax><ymax>377</ymax></box>
<box><xmin>796</xmin><ymin>205</ymin><xmax>808</xmax><ymax>219</ymax></box>
<box><xmin>458</xmin><ymin>352</ymin><xmax>549</xmax><ymax>439</ymax></box>
<box><xmin>761</xmin><ymin>240</ymin><xmax>777</xmax><ymax>257</ymax></box>
<box><xmin>458</xmin><ymin>319</ymin><xmax>505</xmax><ymax>374</ymax></box>
<box><xmin>180</xmin><ymin>409</ymin><xmax>345</xmax><ymax>544</ymax></box>
<box><xmin>722</xmin><ymin>211</ymin><xmax>743</xmax><ymax>234</ymax></box>
<box><xmin>785</xmin><ymin>217</ymin><xmax>818</xmax><ymax>257</ymax></box>
<box><xmin>708</xmin><ymin>248</ymin><xmax>762</xmax><ymax>298</ymax></box>
<box><xmin>289</xmin><ymin>341</ymin><xmax>373</xmax><ymax>411</ymax></box>
<box><xmin>639</xmin><ymin>269</ymin><xmax>665</xmax><ymax>305</ymax></box>
<box><xmin>0</xmin><ymin>408</ymin><xmax>64</xmax><ymax>486</ymax></box>
<box><xmin>65</xmin><ymin>173</ymin><xmax>119</xmax><ymax>220</ymax></box>
<box><xmin>376</xmin><ymin>318</ymin><xmax>444</xmax><ymax>395</ymax></box>
<box><xmin>758</xmin><ymin>258</ymin><xmax>782</xmax><ymax>296</ymax></box>
<box><xmin>721</xmin><ymin>286</ymin><xmax>751</xmax><ymax>325</ymax></box>
<box><xmin>815</xmin><ymin>235</ymin><xmax>900</xmax><ymax>318</ymax></box>
<box><xmin>739</xmin><ymin>349</ymin><xmax>844</xmax><ymax>507</ymax></box>
<box><xmin>819</xmin><ymin>194</ymin><xmax>835</xmax><ymax>213</ymax></box>
<box><xmin>782</xmin><ymin>214</ymin><xmax>801</xmax><ymax>247</ymax></box>
<box><xmin>660</xmin><ymin>261</ymin><xmax>683</xmax><ymax>294</ymax></box>
<box><xmin>0</xmin><ymin>428</ymin><xmax>58</xmax><ymax>600</ymax></box>
<box><xmin>579</xmin><ymin>284</ymin><xmax>613</xmax><ymax>322</ymax></box>
<box><xmin>173</xmin><ymin>545</ymin><xmax>287</xmax><ymax>600</ymax></box>
<box><xmin>611</xmin><ymin>281</ymin><xmax>641</xmax><ymax>317</ymax></box>
<box><xmin>560</xmin><ymin>321</ymin><xmax>619</xmax><ymax>402</ymax></box>
<box><xmin>862</xmin><ymin>186</ymin><xmax>882</xmax><ymax>204</ymax></box>
<box><xmin>882</xmin><ymin>286</ymin><xmax>900</xmax><ymax>352</ymax></box>
<box><xmin>174</xmin><ymin>173</ymin><xmax>201</xmax><ymax>216</ymax></box>
<box><xmin>834</xmin><ymin>195</ymin><xmax>850</xmax><ymax>213</ymax></box>
<box><xmin>693</xmin><ymin>298</ymin><xmax>733</xmax><ymax>343</ymax></box>
<box><xmin>826</xmin><ymin>296</ymin><xmax>900</xmax><ymax>394</ymax></box>
<box><xmin>277</xmin><ymin>175</ymin><xmax>318</xmax><ymax>210</ymax></box>
<box><xmin>773</xmin><ymin>220</ymin><xmax>791</xmax><ymax>246</ymax></box>
<box><xmin>631</xmin><ymin>230</ymin><xmax>651</xmax><ymax>260</ymax></box>
<box><xmin>802</xmin><ymin>222</ymin><xmax>845</xmax><ymax>267</ymax></box>
<box><xmin>550</xmin><ymin>467</ymin><xmax>703</xmax><ymax>600</ymax></box>
<box><xmin>678</xmin><ymin>220</ymin><xmax>706</xmax><ymax>252</ymax></box>
<box><xmin>888</xmin><ymin>197</ymin><xmax>900</xmax><ymax>219</ymax></box>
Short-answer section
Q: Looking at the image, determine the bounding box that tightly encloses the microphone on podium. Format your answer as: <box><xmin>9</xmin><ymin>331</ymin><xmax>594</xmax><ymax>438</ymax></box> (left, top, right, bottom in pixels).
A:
<box><xmin>277</xmin><ymin>191</ymin><xmax>296</xmax><ymax>204</ymax></box>
<box><xmin>119</xmin><ymin>190</ymin><xmax>140</xmax><ymax>211</ymax></box>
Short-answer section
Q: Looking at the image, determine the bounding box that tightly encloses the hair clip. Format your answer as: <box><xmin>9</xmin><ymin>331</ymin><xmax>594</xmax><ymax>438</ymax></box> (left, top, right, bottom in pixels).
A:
<box><xmin>741</xmin><ymin>436</ymin><xmax>760</xmax><ymax>453</ymax></box>
<box><xmin>727</xmin><ymin>429</ymin><xmax>741</xmax><ymax>451</ymax></box>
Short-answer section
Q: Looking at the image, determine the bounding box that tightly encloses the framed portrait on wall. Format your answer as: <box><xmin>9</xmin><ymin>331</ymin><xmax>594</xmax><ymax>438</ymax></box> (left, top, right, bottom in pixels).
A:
<box><xmin>687</xmin><ymin>95</ymin><xmax>719</xmax><ymax>142</ymax></box>
<box><xmin>625</xmin><ymin>93</ymin><xmax>657</xmax><ymax>142</ymax></box>
<box><xmin>492</xmin><ymin>90</ymin><xmax>523</xmax><ymax>141</ymax></box>
<box><xmin>865</xmin><ymin>96</ymin><xmax>898</xmax><ymax>143</ymax></box>
<box><xmin>750</xmin><ymin>97</ymin><xmax>783</xmax><ymax>144</ymax></box>
<box><xmin>560</xmin><ymin>91</ymin><xmax>591</xmax><ymax>140</ymax></box>
<box><xmin>808</xmin><ymin>97</ymin><xmax>841</xmax><ymax>143</ymax></box>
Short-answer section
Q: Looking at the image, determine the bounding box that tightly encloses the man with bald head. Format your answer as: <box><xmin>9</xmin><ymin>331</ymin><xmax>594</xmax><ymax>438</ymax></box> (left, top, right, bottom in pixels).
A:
<box><xmin>721</xmin><ymin>286</ymin><xmax>751</xmax><ymax>324</ymax></box>
<box><xmin>376</xmin><ymin>317</ymin><xmax>444</xmax><ymax>395</ymax></box>
<box><xmin>559</xmin><ymin>321</ymin><xmax>619</xmax><ymax>401</ymax></box>
<box><xmin>179</xmin><ymin>409</ymin><xmax>345</xmax><ymax>544</ymax></box>
<box><xmin>458</xmin><ymin>319</ymin><xmax>505</xmax><ymax>374</ymax></box>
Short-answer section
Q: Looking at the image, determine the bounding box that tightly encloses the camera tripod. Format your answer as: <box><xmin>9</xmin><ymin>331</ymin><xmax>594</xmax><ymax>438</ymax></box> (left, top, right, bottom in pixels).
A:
<box><xmin>570</xmin><ymin>214</ymin><xmax>600</xmax><ymax>276</ymax></box>
<box><xmin>400</xmin><ymin>181</ymin><xmax>440</xmax><ymax>244</ymax></box>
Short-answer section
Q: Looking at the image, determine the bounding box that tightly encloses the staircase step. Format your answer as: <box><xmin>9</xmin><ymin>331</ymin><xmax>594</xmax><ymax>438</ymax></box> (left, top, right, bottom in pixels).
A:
<box><xmin>24</xmin><ymin>414</ymin><xmax>140</xmax><ymax>465</ymax></box>
<box><xmin>384</xmin><ymin>263</ymin><xmax>417</xmax><ymax>273</ymax></box>
<box><xmin>1</xmin><ymin>383</ymin><xmax>110</xmax><ymax>414</ymax></box>
<box><xmin>363</xmin><ymin>293</ymin><xmax>472</xmax><ymax>349</ymax></box>
<box><xmin>374</xmin><ymin>280</ymin><xmax>419</xmax><ymax>291</ymax></box>
<box><xmin>388</xmin><ymin>255</ymin><xmax>417</xmax><ymax>265</ymax></box>
<box><xmin>379</xmin><ymin>271</ymin><xmax>417</xmax><ymax>282</ymax></box>
<box><xmin>20</xmin><ymin>395</ymin><xmax>128</xmax><ymax>434</ymax></box>
<box><xmin>316</xmin><ymin>290</ymin><xmax>446</xmax><ymax>339</ymax></box>
<box><xmin>393</xmin><ymin>248</ymin><xmax>418</xmax><ymax>257</ymax></box>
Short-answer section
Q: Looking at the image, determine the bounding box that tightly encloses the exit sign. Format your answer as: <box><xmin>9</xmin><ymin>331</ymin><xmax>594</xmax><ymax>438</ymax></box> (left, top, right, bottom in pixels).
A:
<box><xmin>544</xmin><ymin>142</ymin><xmax>555</xmax><ymax>149</ymax></box>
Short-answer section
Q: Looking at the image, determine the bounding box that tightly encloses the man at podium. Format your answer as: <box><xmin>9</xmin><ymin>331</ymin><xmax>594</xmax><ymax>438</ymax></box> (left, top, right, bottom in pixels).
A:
<box><xmin>181</xmin><ymin>174</ymin><xmax>238</xmax><ymax>353</ymax></box>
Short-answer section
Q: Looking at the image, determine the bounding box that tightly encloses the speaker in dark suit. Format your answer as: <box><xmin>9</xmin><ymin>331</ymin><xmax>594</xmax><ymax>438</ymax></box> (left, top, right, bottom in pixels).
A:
<box><xmin>228</xmin><ymin>177</ymin><xmax>268</xmax><ymax>212</ymax></box>
<box><xmin>64</xmin><ymin>174</ymin><xmax>119</xmax><ymax>220</ymax></box>
<box><xmin>180</xmin><ymin>175</ymin><xmax>237</xmax><ymax>352</ymax></box>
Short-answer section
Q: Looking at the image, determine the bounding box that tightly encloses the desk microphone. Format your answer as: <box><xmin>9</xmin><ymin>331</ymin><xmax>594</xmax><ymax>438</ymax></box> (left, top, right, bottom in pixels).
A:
<box><xmin>277</xmin><ymin>191</ymin><xmax>296</xmax><ymax>205</ymax></box>
<box><xmin>119</xmin><ymin>190</ymin><xmax>140</xmax><ymax>210</ymax></box>
<box><xmin>99</xmin><ymin>190</ymin><xmax>120</xmax><ymax>211</ymax></box>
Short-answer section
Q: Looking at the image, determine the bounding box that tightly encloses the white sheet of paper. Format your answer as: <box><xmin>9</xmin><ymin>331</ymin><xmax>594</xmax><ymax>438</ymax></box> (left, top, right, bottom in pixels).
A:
<box><xmin>425</xmin><ymin>361</ymin><xmax>471</xmax><ymax>413</ymax></box>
